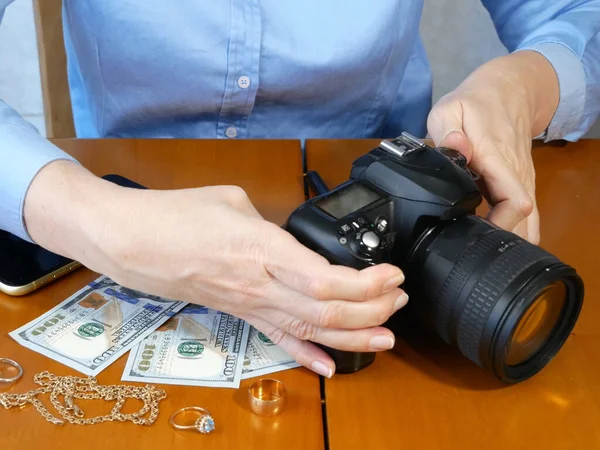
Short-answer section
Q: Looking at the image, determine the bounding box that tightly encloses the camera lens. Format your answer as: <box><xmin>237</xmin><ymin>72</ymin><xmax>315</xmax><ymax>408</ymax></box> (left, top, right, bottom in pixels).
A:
<box><xmin>504</xmin><ymin>281</ymin><xmax>566</xmax><ymax>366</ymax></box>
<box><xmin>405</xmin><ymin>215</ymin><xmax>583</xmax><ymax>383</ymax></box>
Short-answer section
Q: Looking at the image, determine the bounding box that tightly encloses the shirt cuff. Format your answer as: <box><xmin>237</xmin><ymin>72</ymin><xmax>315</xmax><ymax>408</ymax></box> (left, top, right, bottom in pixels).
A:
<box><xmin>0</xmin><ymin>107</ymin><xmax>79</xmax><ymax>243</ymax></box>
<box><xmin>515</xmin><ymin>42</ymin><xmax>586</xmax><ymax>142</ymax></box>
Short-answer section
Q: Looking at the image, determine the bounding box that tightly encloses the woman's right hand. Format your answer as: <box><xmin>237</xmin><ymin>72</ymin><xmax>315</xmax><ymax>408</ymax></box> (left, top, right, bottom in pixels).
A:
<box><xmin>25</xmin><ymin>161</ymin><xmax>409</xmax><ymax>378</ymax></box>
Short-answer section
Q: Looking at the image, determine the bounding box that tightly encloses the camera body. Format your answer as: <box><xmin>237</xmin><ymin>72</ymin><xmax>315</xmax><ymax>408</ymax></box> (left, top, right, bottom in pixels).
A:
<box><xmin>286</xmin><ymin>133</ymin><xmax>583</xmax><ymax>382</ymax></box>
<box><xmin>285</xmin><ymin>133</ymin><xmax>484</xmax><ymax>372</ymax></box>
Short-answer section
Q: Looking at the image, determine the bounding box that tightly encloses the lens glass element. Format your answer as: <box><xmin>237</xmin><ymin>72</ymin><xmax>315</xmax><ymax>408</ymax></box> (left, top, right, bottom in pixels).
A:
<box><xmin>505</xmin><ymin>281</ymin><xmax>567</xmax><ymax>366</ymax></box>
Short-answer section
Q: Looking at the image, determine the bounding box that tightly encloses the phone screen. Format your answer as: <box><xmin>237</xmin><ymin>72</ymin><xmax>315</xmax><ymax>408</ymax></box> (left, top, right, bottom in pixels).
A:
<box><xmin>0</xmin><ymin>230</ymin><xmax>73</xmax><ymax>287</ymax></box>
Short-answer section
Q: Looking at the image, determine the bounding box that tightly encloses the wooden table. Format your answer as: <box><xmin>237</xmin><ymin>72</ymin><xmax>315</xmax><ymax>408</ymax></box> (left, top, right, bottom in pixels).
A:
<box><xmin>306</xmin><ymin>139</ymin><xmax>600</xmax><ymax>450</ymax></box>
<box><xmin>2</xmin><ymin>138</ymin><xmax>598</xmax><ymax>450</ymax></box>
<box><xmin>0</xmin><ymin>139</ymin><xmax>324</xmax><ymax>450</ymax></box>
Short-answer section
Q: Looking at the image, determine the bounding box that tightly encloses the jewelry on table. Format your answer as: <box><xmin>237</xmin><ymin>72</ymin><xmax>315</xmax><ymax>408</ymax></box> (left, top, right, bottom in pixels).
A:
<box><xmin>169</xmin><ymin>406</ymin><xmax>215</xmax><ymax>434</ymax></box>
<box><xmin>0</xmin><ymin>371</ymin><xmax>166</xmax><ymax>426</ymax></box>
<box><xmin>248</xmin><ymin>378</ymin><xmax>287</xmax><ymax>417</ymax></box>
<box><xmin>0</xmin><ymin>358</ymin><xmax>23</xmax><ymax>384</ymax></box>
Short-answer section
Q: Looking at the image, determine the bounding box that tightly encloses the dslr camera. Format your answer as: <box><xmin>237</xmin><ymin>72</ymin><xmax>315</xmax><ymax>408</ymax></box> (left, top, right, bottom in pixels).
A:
<box><xmin>285</xmin><ymin>133</ymin><xmax>583</xmax><ymax>383</ymax></box>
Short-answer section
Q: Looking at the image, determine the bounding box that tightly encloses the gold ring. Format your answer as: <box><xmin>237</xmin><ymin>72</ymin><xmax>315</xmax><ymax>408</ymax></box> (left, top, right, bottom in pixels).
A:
<box><xmin>0</xmin><ymin>358</ymin><xmax>23</xmax><ymax>384</ymax></box>
<box><xmin>248</xmin><ymin>378</ymin><xmax>287</xmax><ymax>417</ymax></box>
<box><xmin>169</xmin><ymin>406</ymin><xmax>215</xmax><ymax>434</ymax></box>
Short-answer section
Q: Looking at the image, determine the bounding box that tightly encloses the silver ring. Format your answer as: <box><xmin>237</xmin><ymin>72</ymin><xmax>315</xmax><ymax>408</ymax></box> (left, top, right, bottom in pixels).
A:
<box><xmin>0</xmin><ymin>358</ymin><xmax>23</xmax><ymax>384</ymax></box>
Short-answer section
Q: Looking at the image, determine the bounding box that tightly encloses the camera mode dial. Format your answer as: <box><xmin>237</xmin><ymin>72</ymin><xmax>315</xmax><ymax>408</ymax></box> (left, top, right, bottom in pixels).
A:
<box><xmin>436</xmin><ymin>147</ymin><xmax>468</xmax><ymax>170</ymax></box>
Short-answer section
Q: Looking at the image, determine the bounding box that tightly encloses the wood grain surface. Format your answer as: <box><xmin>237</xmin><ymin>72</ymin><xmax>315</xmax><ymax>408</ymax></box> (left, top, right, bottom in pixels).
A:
<box><xmin>0</xmin><ymin>139</ymin><xmax>323</xmax><ymax>450</ymax></box>
<box><xmin>3</xmin><ymin>137</ymin><xmax>597</xmax><ymax>450</ymax></box>
<box><xmin>307</xmin><ymin>139</ymin><xmax>600</xmax><ymax>450</ymax></box>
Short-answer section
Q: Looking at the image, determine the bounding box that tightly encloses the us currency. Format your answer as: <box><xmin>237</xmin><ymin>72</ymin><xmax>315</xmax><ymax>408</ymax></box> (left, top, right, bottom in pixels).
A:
<box><xmin>241</xmin><ymin>327</ymin><xmax>300</xmax><ymax>379</ymax></box>
<box><xmin>9</xmin><ymin>276</ymin><xmax>187</xmax><ymax>376</ymax></box>
<box><xmin>122</xmin><ymin>305</ymin><xmax>250</xmax><ymax>388</ymax></box>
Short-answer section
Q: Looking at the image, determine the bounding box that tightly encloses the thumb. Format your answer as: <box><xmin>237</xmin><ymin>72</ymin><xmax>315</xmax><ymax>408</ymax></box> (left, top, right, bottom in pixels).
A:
<box><xmin>265</xmin><ymin>227</ymin><xmax>404</xmax><ymax>301</ymax></box>
<box><xmin>438</xmin><ymin>131</ymin><xmax>473</xmax><ymax>163</ymax></box>
<box><xmin>427</xmin><ymin>103</ymin><xmax>473</xmax><ymax>163</ymax></box>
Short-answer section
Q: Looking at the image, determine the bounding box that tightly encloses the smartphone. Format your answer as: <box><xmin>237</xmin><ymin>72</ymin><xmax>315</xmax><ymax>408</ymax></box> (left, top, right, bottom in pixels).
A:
<box><xmin>0</xmin><ymin>174</ymin><xmax>147</xmax><ymax>296</ymax></box>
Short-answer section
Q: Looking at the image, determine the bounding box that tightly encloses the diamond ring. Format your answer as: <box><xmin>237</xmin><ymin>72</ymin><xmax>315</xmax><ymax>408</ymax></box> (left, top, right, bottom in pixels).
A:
<box><xmin>169</xmin><ymin>406</ymin><xmax>215</xmax><ymax>434</ymax></box>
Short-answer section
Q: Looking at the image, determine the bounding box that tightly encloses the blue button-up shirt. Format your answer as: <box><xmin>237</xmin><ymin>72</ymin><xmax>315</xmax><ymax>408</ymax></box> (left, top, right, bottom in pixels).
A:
<box><xmin>1</xmin><ymin>0</ymin><xmax>599</xmax><ymax>241</ymax></box>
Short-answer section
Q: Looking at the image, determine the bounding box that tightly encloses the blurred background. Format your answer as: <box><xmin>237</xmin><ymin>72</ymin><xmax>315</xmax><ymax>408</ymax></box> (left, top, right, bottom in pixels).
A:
<box><xmin>1</xmin><ymin>0</ymin><xmax>598</xmax><ymax>138</ymax></box>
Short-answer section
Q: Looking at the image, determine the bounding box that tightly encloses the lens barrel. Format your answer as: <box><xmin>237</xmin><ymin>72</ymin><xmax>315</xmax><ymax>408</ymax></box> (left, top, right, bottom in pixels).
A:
<box><xmin>405</xmin><ymin>215</ymin><xmax>583</xmax><ymax>383</ymax></box>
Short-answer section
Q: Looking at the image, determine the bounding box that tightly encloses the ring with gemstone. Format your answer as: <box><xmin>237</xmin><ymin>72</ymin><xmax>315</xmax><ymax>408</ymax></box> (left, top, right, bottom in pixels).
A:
<box><xmin>0</xmin><ymin>358</ymin><xmax>23</xmax><ymax>384</ymax></box>
<box><xmin>169</xmin><ymin>406</ymin><xmax>215</xmax><ymax>434</ymax></box>
<box><xmin>248</xmin><ymin>378</ymin><xmax>287</xmax><ymax>417</ymax></box>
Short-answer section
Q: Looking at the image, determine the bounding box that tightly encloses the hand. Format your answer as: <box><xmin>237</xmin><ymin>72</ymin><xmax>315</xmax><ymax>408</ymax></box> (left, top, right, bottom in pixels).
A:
<box><xmin>427</xmin><ymin>51</ymin><xmax>560</xmax><ymax>245</ymax></box>
<box><xmin>25</xmin><ymin>162</ymin><xmax>408</xmax><ymax>378</ymax></box>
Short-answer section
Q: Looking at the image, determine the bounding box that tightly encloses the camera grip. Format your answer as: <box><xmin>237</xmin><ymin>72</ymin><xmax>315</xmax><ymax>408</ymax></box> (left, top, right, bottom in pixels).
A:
<box><xmin>316</xmin><ymin>345</ymin><xmax>376</xmax><ymax>374</ymax></box>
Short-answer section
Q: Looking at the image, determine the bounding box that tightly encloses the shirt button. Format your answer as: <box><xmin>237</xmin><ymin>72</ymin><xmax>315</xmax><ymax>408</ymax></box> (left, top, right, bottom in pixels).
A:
<box><xmin>225</xmin><ymin>126</ymin><xmax>238</xmax><ymax>138</ymax></box>
<box><xmin>237</xmin><ymin>76</ymin><xmax>250</xmax><ymax>89</ymax></box>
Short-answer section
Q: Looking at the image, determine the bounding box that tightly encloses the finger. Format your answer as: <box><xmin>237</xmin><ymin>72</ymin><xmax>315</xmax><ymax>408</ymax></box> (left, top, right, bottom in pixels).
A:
<box><xmin>262</xmin><ymin>279</ymin><xmax>409</xmax><ymax>329</ymax></box>
<box><xmin>523</xmin><ymin>167</ymin><xmax>540</xmax><ymax>245</ymax></box>
<box><xmin>512</xmin><ymin>218</ymin><xmax>529</xmax><ymax>241</ymax></box>
<box><xmin>474</xmin><ymin>151</ymin><xmax>534</xmax><ymax>231</ymax></box>
<box><xmin>249</xmin><ymin>309</ymin><xmax>396</xmax><ymax>353</ymax></box>
<box><xmin>439</xmin><ymin>131</ymin><xmax>474</xmax><ymax>163</ymax></box>
<box><xmin>427</xmin><ymin>101</ymin><xmax>474</xmax><ymax>162</ymax></box>
<box><xmin>525</xmin><ymin>204</ymin><xmax>540</xmax><ymax>245</ymax></box>
<box><xmin>512</xmin><ymin>195</ymin><xmax>539</xmax><ymax>244</ymax></box>
<box><xmin>265</xmin><ymin>227</ymin><xmax>405</xmax><ymax>301</ymax></box>
<box><xmin>243</xmin><ymin>313</ymin><xmax>336</xmax><ymax>378</ymax></box>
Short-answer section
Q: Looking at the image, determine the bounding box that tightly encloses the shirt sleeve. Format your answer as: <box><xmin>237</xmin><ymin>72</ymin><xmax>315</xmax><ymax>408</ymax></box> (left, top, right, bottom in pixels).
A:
<box><xmin>0</xmin><ymin>2</ymin><xmax>81</xmax><ymax>243</ymax></box>
<box><xmin>0</xmin><ymin>102</ymin><xmax>79</xmax><ymax>242</ymax></box>
<box><xmin>481</xmin><ymin>0</ymin><xmax>600</xmax><ymax>141</ymax></box>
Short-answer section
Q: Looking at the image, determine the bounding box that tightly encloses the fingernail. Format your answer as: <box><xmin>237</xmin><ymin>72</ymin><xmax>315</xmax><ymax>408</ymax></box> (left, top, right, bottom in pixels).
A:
<box><xmin>383</xmin><ymin>273</ymin><xmax>405</xmax><ymax>292</ymax></box>
<box><xmin>394</xmin><ymin>293</ymin><xmax>409</xmax><ymax>311</ymax></box>
<box><xmin>312</xmin><ymin>361</ymin><xmax>333</xmax><ymax>378</ymax></box>
<box><xmin>369</xmin><ymin>335</ymin><xmax>395</xmax><ymax>351</ymax></box>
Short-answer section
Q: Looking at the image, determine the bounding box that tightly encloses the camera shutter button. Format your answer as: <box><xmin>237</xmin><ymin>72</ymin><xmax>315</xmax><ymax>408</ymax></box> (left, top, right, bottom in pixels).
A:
<box><xmin>361</xmin><ymin>231</ymin><xmax>380</xmax><ymax>249</ymax></box>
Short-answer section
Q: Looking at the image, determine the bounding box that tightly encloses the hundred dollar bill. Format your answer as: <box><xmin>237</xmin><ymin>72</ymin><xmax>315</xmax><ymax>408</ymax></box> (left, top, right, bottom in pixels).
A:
<box><xmin>9</xmin><ymin>276</ymin><xmax>187</xmax><ymax>376</ymax></box>
<box><xmin>241</xmin><ymin>327</ymin><xmax>300</xmax><ymax>379</ymax></box>
<box><xmin>122</xmin><ymin>305</ymin><xmax>250</xmax><ymax>388</ymax></box>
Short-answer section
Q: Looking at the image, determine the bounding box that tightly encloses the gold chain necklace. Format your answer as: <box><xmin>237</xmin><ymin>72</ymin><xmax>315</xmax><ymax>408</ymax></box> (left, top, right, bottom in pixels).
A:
<box><xmin>0</xmin><ymin>371</ymin><xmax>166</xmax><ymax>426</ymax></box>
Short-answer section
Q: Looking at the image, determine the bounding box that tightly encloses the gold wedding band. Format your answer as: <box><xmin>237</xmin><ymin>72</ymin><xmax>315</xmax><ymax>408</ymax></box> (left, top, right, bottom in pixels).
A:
<box><xmin>248</xmin><ymin>378</ymin><xmax>287</xmax><ymax>417</ymax></box>
<box><xmin>0</xmin><ymin>358</ymin><xmax>23</xmax><ymax>384</ymax></box>
<box><xmin>169</xmin><ymin>406</ymin><xmax>215</xmax><ymax>434</ymax></box>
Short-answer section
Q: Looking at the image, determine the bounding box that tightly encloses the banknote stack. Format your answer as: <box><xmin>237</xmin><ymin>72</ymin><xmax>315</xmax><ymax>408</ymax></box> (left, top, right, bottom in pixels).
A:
<box><xmin>10</xmin><ymin>276</ymin><xmax>300</xmax><ymax>388</ymax></box>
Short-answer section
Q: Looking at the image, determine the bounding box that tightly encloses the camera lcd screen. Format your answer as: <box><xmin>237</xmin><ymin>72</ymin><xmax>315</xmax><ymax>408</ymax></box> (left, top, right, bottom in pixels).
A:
<box><xmin>316</xmin><ymin>184</ymin><xmax>380</xmax><ymax>219</ymax></box>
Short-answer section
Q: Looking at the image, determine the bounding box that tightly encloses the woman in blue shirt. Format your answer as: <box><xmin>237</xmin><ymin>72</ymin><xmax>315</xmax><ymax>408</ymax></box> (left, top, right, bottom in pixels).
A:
<box><xmin>1</xmin><ymin>0</ymin><xmax>599</xmax><ymax>378</ymax></box>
